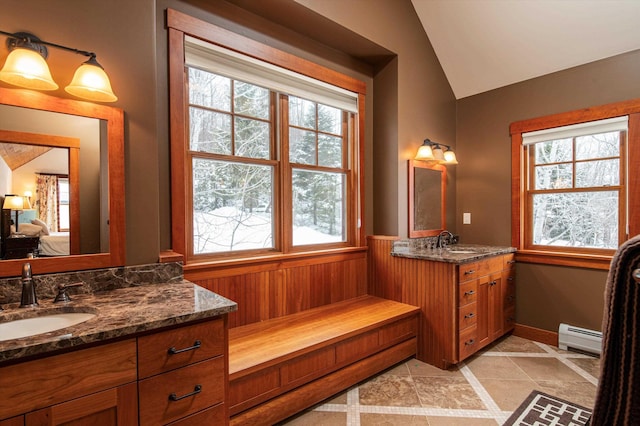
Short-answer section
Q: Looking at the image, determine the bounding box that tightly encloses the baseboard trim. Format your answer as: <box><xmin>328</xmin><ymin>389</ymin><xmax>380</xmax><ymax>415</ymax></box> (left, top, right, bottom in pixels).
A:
<box><xmin>513</xmin><ymin>323</ymin><xmax>558</xmax><ymax>346</ymax></box>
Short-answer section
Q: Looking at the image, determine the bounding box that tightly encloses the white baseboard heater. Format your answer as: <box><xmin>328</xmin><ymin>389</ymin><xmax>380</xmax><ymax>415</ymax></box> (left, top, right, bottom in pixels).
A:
<box><xmin>558</xmin><ymin>323</ymin><xmax>603</xmax><ymax>355</ymax></box>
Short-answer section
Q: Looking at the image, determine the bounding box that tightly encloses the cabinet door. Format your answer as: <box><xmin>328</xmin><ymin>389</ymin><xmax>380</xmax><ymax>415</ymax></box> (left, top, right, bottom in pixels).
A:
<box><xmin>488</xmin><ymin>272</ymin><xmax>503</xmax><ymax>341</ymax></box>
<box><xmin>25</xmin><ymin>382</ymin><xmax>137</xmax><ymax>426</ymax></box>
<box><xmin>476</xmin><ymin>274</ymin><xmax>490</xmax><ymax>348</ymax></box>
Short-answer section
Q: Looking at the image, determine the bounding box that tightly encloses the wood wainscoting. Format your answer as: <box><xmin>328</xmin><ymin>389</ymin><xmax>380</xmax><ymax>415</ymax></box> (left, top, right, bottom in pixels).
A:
<box><xmin>185</xmin><ymin>249</ymin><xmax>368</xmax><ymax>329</ymax></box>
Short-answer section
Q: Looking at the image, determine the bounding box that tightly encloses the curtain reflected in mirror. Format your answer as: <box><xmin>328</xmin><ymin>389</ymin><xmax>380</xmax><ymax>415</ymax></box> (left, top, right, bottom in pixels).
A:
<box><xmin>408</xmin><ymin>159</ymin><xmax>446</xmax><ymax>237</ymax></box>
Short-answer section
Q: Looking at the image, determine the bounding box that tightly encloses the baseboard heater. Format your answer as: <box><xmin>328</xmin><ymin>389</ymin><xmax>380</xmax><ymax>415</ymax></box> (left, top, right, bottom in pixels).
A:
<box><xmin>558</xmin><ymin>323</ymin><xmax>603</xmax><ymax>355</ymax></box>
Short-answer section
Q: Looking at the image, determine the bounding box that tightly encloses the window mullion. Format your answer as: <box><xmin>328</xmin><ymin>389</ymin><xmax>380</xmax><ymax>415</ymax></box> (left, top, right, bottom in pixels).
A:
<box><xmin>280</xmin><ymin>94</ymin><xmax>293</xmax><ymax>253</ymax></box>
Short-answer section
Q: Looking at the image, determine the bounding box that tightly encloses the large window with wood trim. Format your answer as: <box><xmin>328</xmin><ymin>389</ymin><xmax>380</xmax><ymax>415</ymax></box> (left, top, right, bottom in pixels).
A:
<box><xmin>511</xmin><ymin>102</ymin><xmax>640</xmax><ymax>270</ymax></box>
<box><xmin>168</xmin><ymin>13</ymin><xmax>365</xmax><ymax>262</ymax></box>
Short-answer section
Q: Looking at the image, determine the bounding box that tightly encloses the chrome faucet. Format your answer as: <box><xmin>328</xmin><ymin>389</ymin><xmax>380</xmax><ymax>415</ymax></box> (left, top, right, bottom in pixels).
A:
<box><xmin>19</xmin><ymin>263</ymin><xmax>38</xmax><ymax>308</ymax></box>
<box><xmin>436</xmin><ymin>230</ymin><xmax>455</xmax><ymax>249</ymax></box>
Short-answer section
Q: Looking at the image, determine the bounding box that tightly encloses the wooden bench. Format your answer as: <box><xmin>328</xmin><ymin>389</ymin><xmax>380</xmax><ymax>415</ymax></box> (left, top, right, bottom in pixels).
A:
<box><xmin>228</xmin><ymin>295</ymin><xmax>420</xmax><ymax>425</ymax></box>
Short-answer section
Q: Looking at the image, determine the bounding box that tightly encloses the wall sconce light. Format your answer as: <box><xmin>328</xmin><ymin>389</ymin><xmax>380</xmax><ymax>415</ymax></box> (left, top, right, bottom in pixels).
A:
<box><xmin>3</xmin><ymin>194</ymin><xmax>32</xmax><ymax>233</ymax></box>
<box><xmin>415</xmin><ymin>138</ymin><xmax>458</xmax><ymax>165</ymax></box>
<box><xmin>0</xmin><ymin>31</ymin><xmax>117</xmax><ymax>103</ymax></box>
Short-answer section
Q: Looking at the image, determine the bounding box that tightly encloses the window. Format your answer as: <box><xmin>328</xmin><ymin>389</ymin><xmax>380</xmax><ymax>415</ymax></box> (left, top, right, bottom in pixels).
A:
<box><xmin>57</xmin><ymin>177</ymin><xmax>70</xmax><ymax>231</ymax></box>
<box><xmin>511</xmin><ymin>102</ymin><xmax>640</xmax><ymax>269</ymax></box>
<box><xmin>168</xmin><ymin>16</ymin><xmax>365</xmax><ymax>262</ymax></box>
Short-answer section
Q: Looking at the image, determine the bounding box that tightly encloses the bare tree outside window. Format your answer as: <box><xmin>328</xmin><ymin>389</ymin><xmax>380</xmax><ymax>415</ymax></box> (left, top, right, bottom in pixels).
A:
<box><xmin>530</xmin><ymin>131</ymin><xmax>623</xmax><ymax>249</ymax></box>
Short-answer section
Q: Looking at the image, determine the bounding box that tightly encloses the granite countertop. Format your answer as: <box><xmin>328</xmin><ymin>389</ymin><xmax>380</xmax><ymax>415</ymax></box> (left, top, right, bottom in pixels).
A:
<box><xmin>391</xmin><ymin>243</ymin><xmax>516</xmax><ymax>264</ymax></box>
<box><xmin>0</xmin><ymin>281</ymin><xmax>237</xmax><ymax>364</ymax></box>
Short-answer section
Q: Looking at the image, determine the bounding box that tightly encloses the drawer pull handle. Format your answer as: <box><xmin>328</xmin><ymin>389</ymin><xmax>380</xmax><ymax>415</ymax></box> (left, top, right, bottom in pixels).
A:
<box><xmin>464</xmin><ymin>290</ymin><xmax>475</xmax><ymax>296</ymax></box>
<box><xmin>169</xmin><ymin>384</ymin><xmax>202</xmax><ymax>401</ymax></box>
<box><xmin>465</xmin><ymin>339</ymin><xmax>475</xmax><ymax>346</ymax></box>
<box><xmin>464</xmin><ymin>313</ymin><xmax>475</xmax><ymax>319</ymax></box>
<box><xmin>507</xmin><ymin>277</ymin><xmax>514</xmax><ymax>281</ymax></box>
<box><xmin>464</xmin><ymin>270</ymin><xmax>476</xmax><ymax>275</ymax></box>
<box><xmin>507</xmin><ymin>260</ymin><xmax>516</xmax><ymax>264</ymax></box>
<box><xmin>168</xmin><ymin>340</ymin><xmax>201</xmax><ymax>355</ymax></box>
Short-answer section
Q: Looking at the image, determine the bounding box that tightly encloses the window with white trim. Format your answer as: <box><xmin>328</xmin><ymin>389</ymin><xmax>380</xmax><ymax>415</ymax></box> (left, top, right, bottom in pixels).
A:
<box><xmin>184</xmin><ymin>37</ymin><xmax>358</xmax><ymax>257</ymax></box>
<box><xmin>523</xmin><ymin>117</ymin><xmax>627</xmax><ymax>252</ymax></box>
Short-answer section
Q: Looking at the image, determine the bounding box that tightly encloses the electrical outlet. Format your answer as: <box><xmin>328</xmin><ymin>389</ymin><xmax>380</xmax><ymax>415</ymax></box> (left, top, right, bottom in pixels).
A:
<box><xmin>463</xmin><ymin>212</ymin><xmax>471</xmax><ymax>225</ymax></box>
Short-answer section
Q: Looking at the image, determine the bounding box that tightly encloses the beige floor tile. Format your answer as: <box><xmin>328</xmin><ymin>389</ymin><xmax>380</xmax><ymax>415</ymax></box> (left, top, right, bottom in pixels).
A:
<box><xmin>510</xmin><ymin>357</ymin><xmax>586</xmax><ymax>381</ymax></box>
<box><xmin>359</xmin><ymin>375</ymin><xmax>422</xmax><ymax>407</ymax></box>
<box><xmin>406</xmin><ymin>358</ymin><xmax>463</xmax><ymax>378</ymax></box>
<box><xmin>568</xmin><ymin>356</ymin><xmax>601</xmax><ymax>379</ymax></box>
<box><xmin>466</xmin><ymin>355</ymin><xmax>530</xmax><ymax>380</ymax></box>
<box><xmin>280</xmin><ymin>410</ymin><xmax>346</xmax><ymax>425</ymax></box>
<box><xmin>478</xmin><ymin>378</ymin><xmax>537</xmax><ymax>410</ymax></box>
<box><xmin>360</xmin><ymin>413</ymin><xmax>430</xmax><ymax>425</ymax></box>
<box><xmin>426</xmin><ymin>417</ymin><xmax>499</xmax><ymax>426</ymax></box>
<box><xmin>413</xmin><ymin>376</ymin><xmax>485</xmax><ymax>409</ymax></box>
<box><xmin>380</xmin><ymin>361</ymin><xmax>411</xmax><ymax>377</ymax></box>
<box><xmin>535</xmin><ymin>380</ymin><xmax>598</xmax><ymax>409</ymax></box>
<box><xmin>493</xmin><ymin>335</ymin><xmax>546</xmax><ymax>353</ymax></box>
<box><xmin>325</xmin><ymin>390</ymin><xmax>349</xmax><ymax>405</ymax></box>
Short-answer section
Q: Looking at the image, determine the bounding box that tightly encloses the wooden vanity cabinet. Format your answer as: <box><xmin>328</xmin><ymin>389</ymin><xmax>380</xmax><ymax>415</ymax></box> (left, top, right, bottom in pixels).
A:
<box><xmin>457</xmin><ymin>254</ymin><xmax>515</xmax><ymax>361</ymax></box>
<box><xmin>0</xmin><ymin>316</ymin><xmax>229</xmax><ymax>426</ymax></box>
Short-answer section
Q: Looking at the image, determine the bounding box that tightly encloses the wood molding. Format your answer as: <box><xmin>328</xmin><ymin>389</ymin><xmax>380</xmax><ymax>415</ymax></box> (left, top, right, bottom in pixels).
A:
<box><xmin>512</xmin><ymin>323</ymin><xmax>558</xmax><ymax>346</ymax></box>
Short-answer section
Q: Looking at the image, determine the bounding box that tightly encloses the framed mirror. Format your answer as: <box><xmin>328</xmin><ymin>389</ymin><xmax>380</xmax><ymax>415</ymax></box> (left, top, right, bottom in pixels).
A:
<box><xmin>408</xmin><ymin>159</ymin><xmax>446</xmax><ymax>237</ymax></box>
<box><xmin>0</xmin><ymin>87</ymin><xmax>124</xmax><ymax>277</ymax></box>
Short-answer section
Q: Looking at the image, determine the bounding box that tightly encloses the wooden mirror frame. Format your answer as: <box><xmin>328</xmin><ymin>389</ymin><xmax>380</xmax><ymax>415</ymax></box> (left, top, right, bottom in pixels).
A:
<box><xmin>0</xmin><ymin>87</ymin><xmax>125</xmax><ymax>277</ymax></box>
<box><xmin>408</xmin><ymin>159</ymin><xmax>446</xmax><ymax>237</ymax></box>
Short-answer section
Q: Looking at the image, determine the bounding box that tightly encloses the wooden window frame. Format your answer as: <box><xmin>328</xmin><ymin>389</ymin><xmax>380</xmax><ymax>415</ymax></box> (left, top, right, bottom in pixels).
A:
<box><xmin>511</xmin><ymin>99</ymin><xmax>640</xmax><ymax>270</ymax></box>
<box><xmin>167</xmin><ymin>9</ymin><xmax>367</xmax><ymax>265</ymax></box>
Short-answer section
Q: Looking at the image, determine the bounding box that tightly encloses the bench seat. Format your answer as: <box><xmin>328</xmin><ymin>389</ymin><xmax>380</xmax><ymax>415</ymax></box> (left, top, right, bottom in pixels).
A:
<box><xmin>228</xmin><ymin>295</ymin><xmax>420</xmax><ymax>425</ymax></box>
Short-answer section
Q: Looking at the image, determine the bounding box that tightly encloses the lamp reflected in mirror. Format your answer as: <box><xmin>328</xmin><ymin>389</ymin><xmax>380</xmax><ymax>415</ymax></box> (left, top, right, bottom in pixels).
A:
<box><xmin>2</xmin><ymin>194</ymin><xmax>31</xmax><ymax>233</ymax></box>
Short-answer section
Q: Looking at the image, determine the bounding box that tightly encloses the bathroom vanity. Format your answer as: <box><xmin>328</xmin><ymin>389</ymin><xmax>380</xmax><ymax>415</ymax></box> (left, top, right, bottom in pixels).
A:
<box><xmin>0</xmin><ymin>264</ymin><xmax>237</xmax><ymax>425</ymax></box>
<box><xmin>368</xmin><ymin>236</ymin><xmax>516</xmax><ymax>369</ymax></box>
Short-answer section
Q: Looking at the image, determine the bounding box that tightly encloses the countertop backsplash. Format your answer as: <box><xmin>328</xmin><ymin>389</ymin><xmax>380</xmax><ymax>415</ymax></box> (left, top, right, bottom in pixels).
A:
<box><xmin>0</xmin><ymin>262</ymin><xmax>184</xmax><ymax>305</ymax></box>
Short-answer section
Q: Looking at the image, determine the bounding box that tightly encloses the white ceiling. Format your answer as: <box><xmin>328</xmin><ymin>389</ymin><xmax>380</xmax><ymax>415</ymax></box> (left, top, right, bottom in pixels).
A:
<box><xmin>412</xmin><ymin>0</ymin><xmax>640</xmax><ymax>99</ymax></box>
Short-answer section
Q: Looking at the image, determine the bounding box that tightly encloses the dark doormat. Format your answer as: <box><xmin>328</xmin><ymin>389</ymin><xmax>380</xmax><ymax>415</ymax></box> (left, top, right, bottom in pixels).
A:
<box><xmin>503</xmin><ymin>390</ymin><xmax>592</xmax><ymax>426</ymax></box>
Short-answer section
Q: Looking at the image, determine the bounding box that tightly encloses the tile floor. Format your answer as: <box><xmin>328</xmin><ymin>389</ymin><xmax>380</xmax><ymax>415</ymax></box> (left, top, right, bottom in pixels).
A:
<box><xmin>281</xmin><ymin>335</ymin><xmax>600</xmax><ymax>425</ymax></box>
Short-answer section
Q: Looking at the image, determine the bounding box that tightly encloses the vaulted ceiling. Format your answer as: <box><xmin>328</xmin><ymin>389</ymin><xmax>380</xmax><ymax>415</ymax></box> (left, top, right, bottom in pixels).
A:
<box><xmin>411</xmin><ymin>0</ymin><xmax>640</xmax><ymax>99</ymax></box>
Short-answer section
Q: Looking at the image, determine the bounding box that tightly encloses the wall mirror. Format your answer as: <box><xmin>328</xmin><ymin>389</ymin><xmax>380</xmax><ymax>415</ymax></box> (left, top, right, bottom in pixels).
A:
<box><xmin>0</xmin><ymin>87</ymin><xmax>124</xmax><ymax>277</ymax></box>
<box><xmin>408</xmin><ymin>159</ymin><xmax>446</xmax><ymax>237</ymax></box>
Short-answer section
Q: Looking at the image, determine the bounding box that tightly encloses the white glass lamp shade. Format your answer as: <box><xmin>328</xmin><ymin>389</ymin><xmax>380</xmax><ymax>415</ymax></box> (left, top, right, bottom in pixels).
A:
<box><xmin>415</xmin><ymin>144</ymin><xmax>435</xmax><ymax>161</ymax></box>
<box><xmin>443</xmin><ymin>150</ymin><xmax>458</xmax><ymax>165</ymax></box>
<box><xmin>65</xmin><ymin>58</ymin><xmax>117</xmax><ymax>102</ymax></box>
<box><xmin>432</xmin><ymin>146</ymin><xmax>445</xmax><ymax>162</ymax></box>
<box><xmin>0</xmin><ymin>48</ymin><xmax>58</xmax><ymax>90</ymax></box>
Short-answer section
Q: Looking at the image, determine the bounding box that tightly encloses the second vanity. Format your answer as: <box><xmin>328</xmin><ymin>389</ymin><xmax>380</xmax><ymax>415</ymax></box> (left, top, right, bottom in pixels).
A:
<box><xmin>369</xmin><ymin>237</ymin><xmax>516</xmax><ymax>369</ymax></box>
<box><xmin>0</xmin><ymin>263</ymin><xmax>237</xmax><ymax>426</ymax></box>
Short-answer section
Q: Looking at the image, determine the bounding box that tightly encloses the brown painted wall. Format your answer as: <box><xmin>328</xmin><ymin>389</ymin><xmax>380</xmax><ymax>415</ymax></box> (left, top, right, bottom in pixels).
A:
<box><xmin>456</xmin><ymin>49</ymin><xmax>640</xmax><ymax>332</ymax></box>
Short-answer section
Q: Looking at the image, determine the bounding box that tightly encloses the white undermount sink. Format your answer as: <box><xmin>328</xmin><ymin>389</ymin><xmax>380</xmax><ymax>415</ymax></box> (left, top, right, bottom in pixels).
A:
<box><xmin>0</xmin><ymin>312</ymin><xmax>95</xmax><ymax>342</ymax></box>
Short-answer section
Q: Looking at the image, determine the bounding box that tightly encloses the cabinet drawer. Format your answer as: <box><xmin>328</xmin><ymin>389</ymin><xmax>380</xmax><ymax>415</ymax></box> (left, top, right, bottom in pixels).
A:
<box><xmin>0</xmin><ymin>339</ymin><xmax>136</xmax><ymax>420</ymax></box>
<box><xmin>138</xmin><ymin>319</ymin><xmax>225</xmax><ymax>379</ymax></box>
<box><xmin>458</xmin><ymin>262</ymin><xmax>479</xmax><ymax>281</ymax></box>
<box><xmin>459</xmin><ymin>325</ymin><xmax>478</xmax><ymax>360</ymax></box>
<box><xmin>503</xmin><ymin>253</ymin><xmax>516</xmax><ymax>269</ymax></box>
<box><xmin>166</xmin><ymin>403</ymin><xmax>225</xmax><ymax>426</ymax></box>
<box><xmin>229</xmin><ymin>366</ymin><xmax>280</xmax><ymax>413</ymax></box>
<box><xmin>504</xmin><ymin>307</ymin><xmax>516</xmax><ymax>331</ymax></box>
<box><xmin>379</xmin><ymin>316</ymin><xmax>417</xmax><ymax>346</ymax></box>
<box><xmin>458</xmin><ymin>303</ymin><xmax>477</xmax><ymax>330</ymax></box>
<box><xmin>458</xmin><ymin>281</ymin><xmax>477</xmax><ymax>306</ymax></box>
<box><xmin>139</xmin><ymin>357</ymin><xmax>225</xmax><ymax>426</ymax></box>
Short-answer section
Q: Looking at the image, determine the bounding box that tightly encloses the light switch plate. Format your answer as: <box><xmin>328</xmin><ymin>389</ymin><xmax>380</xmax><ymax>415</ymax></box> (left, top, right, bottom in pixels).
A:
<box><xmin>463</xmin><ymin>212</ymin><xmax>471</xmax><ymax>224</ymax></box>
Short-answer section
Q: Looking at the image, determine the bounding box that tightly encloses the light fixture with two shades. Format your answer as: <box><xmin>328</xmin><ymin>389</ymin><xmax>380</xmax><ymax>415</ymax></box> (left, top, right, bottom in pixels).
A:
<box><xmin>0</xmin><ymin>30</ymin><xmax>117</xmax><ymax>103</ymax></box>
<box><xmin>415</xmin><ymin>138</ymin><xmax>458</xmax><ymax>165</ymax></box>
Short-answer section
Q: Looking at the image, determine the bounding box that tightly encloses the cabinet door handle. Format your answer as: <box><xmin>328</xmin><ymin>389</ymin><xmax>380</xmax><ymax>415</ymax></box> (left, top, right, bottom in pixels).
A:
<box><xmin>464</xmin><ymin>313</ymin><xmax>475</xmax><ymax>319</ymax></box>
<box><xmin>489</xmin><ymin>280</ymin><xmax>497</xmax><ymax>286</ymax></box>
<box><xmin>464</xmin><ymin>290</ymin><xmax>475</xmax><ymax>296</ymax></box>
<box><xmin>169</xmin><ymin>384</ymin><xmax>202</xmax><ymax>401</ymax></box>
<box><xmin>464</xmin><ymin>270</ymin><xmax>476</xmax><ymax>275</ymax></box>
<box><xmin>465</xmin><ymin>339</ymin><xmax>475</xmax><ymax>346</ymax></box>
<box><xmin>168</xmin><ymin>340</ymin><xmax>201</xmax><ymax>355</ymax></box>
